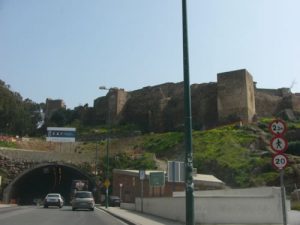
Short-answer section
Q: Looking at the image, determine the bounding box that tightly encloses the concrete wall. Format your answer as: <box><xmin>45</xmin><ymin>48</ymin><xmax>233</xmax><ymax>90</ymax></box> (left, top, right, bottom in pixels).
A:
<box><xmin>133</xmin><ymin>187</ymin><xmax>286</xmax><ymax>224</ymax></box>
<box><xmin>0</xmin><ymin>147</ymin><xmax>94</xmax><ymax>164</ymax></box>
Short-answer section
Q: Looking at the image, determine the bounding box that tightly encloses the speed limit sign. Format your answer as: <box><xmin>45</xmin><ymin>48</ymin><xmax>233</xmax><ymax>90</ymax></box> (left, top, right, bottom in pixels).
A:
<box><xmin>272</xmin><ymin>153</ymin><xmax>288</xmax><ymax>170</ymax></box>
<box><xmin>269</xmin><ymin>119</ymin><xmax>287</xmax><ymax>136</ymax></box>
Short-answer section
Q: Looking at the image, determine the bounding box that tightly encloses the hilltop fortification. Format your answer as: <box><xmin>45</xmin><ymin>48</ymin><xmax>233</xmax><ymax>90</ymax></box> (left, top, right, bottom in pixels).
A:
<box><xmin>94</xmin><ymin>69</ymin><xmax>300</xmax><ymax>132</ymax></box>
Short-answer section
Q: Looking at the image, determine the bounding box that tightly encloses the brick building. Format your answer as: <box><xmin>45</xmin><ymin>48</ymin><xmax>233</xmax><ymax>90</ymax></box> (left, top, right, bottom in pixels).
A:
<box><xmin>112</xmin><ymin>169</ymin><xmax>225</xmax><ymax>203</ymax></box>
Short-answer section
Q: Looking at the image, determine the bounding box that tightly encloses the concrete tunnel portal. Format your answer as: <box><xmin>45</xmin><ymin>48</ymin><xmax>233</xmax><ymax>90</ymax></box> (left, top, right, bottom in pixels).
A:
<box><xmin>4</xmin><ymin>163</ymin><xmax>96</xmax><ymax>205</ymax></box>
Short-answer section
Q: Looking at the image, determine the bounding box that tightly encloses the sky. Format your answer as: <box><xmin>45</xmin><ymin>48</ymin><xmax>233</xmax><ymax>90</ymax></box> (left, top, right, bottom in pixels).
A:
<box><xmin>1</xmin><ymin>0</ymin><xmax>300</xmax><ymax>109</ymax></box>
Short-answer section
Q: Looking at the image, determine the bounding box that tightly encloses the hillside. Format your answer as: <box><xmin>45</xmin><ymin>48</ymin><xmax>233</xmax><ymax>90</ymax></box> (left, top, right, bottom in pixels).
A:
<box><xmin>3</xmin><ymin>118</ymin><xmax>300</xmax><ymax>193</ymax></box>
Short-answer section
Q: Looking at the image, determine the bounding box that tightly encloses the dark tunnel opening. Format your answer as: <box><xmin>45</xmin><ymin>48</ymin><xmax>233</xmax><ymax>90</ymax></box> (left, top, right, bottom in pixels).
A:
<box><xmin>8</xmin><ymin>164</ymin><xmax>95</xmax><ymax>205</ymax></box>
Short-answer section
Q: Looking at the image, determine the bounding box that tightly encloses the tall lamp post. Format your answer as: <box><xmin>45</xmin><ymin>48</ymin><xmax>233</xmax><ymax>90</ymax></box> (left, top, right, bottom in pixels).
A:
<box><xmin>98</xmin><ymin>86</ymin><xmax>115</xmax><ymax>208</ymax></box>
<box><xmin>182</xmin><ymin>1</ymin><xmax>194</xmax><ymax>225</ymax></box>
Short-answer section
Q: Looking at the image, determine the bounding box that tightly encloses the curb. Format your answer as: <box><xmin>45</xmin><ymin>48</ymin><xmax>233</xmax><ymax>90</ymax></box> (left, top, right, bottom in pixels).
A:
<box><xmin>0</xmin><ymin>204</ymin><xmax>18</xmax><ymax>208</ymax></box>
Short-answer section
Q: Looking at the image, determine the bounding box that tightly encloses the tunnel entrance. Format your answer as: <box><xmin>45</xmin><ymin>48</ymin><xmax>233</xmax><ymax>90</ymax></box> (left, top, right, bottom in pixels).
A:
<box><xmin>4</xmin><ymin>163</ymin><xmax>96</xmax><ymax>205</ymax></box>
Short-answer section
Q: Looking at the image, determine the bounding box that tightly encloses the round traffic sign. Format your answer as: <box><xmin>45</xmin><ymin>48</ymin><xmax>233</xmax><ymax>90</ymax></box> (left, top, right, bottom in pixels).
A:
<box><xmin>269</xmin><ymin>119</ymin><xmax>287</xmax><ymax>136</ymax></box>
<box><xmin>270</xmin><ymin>136</ymin><xmax>288</xmax><ymax>153</ymax></box>
<box><xmin>272</xmin><ymin>153</ymin><xmax>288</xmax><ymax>170</ymax></box>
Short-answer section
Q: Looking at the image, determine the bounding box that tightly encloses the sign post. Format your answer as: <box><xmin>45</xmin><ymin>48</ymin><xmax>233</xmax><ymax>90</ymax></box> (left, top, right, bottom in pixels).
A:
<box><xmin>104</xmin><ymin>179</ymin><xmax>110</xmax><ymax>209</ymax></box>
<box><xmin>139</xmin><ymin>170</ymin><xmax>145</xmax><ymax>213</ymax></box>
<box><xmin>119</xmin><ymin>183</ymin><xmax>123</xmax><ymax>204</ymax></box>
<box><xmin>269</xmin><ymin>119</ymin><xmax>288</xmax><ymax>225</ymax></box>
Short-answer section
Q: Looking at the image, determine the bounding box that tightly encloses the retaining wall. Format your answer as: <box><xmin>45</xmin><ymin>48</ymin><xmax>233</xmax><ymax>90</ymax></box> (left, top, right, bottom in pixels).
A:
<box><xmin>134</xmin><ymin>187</ymin><xmax>286</xmax><ymax>224</ymax></box>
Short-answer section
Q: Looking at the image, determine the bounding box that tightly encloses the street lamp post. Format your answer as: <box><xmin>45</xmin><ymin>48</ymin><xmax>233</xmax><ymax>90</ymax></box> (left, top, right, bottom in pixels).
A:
<box><xmin>99</xmin><ymin>86</ymin><xmax>114</xmax><ymax>208</ymax></box>
<box><xmin>182</xmin><ymin>1</ymin><xmax>195</xmax><ymax>225</ymax></box>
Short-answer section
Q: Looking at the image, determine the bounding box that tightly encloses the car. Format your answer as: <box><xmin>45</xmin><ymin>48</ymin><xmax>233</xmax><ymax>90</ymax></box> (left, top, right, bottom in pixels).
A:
<box><xmin>71</xmin><ymin>191</ymin><xmax>95</xmax><ymax>211</ymax></box>
<box><xmin>43</xmin><ymin>193</ymin><xmax>64</xmax><ymax>208</ymax></box>
<box><xmin>109</xmin><ymin>196</ymin><xmax>121</xmax><ymax>207</ymax></box>
<box><xmin>102</xmin><ymin>195</ymin><xmax>121</xmax><ymax>207</ymax></box>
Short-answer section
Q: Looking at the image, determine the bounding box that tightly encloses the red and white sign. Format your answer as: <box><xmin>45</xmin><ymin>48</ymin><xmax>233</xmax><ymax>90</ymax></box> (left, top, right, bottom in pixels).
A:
<box><xmin>270</xmin><ymin>136</ymin><xmax>288</xmax><ymax>153</ymax></box>
<box><xmin>272</xmin><ymin>153</ymin><xmax>288</xmax><ymax>170</ymax></box>
<box><xmin>269</xmin><ymin>119</ymin><xmax>287</xmax><ymax>136</ymax></box>
<box><xmin>269</xmin><ymin>119</ymin><xmax>289</xmax><ymax>171</ymax></box>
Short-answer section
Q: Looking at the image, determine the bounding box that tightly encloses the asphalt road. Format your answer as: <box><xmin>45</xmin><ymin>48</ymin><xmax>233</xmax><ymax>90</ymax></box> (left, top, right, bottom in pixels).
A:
<box><xmin>0</xmin><ymin>206</ymin><xmax>128</xmax><ymax>225</ymax></box>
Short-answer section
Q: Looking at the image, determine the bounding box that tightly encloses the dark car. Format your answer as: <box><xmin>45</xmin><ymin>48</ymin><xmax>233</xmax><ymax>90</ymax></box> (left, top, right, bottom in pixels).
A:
<box><xmin>102</xmin><ymin>196</ymin><xmax>121</xmax><ymax>207</ymax></box>
<box><xmin>44</xmin><ymin>193</ymin><xmax>64</xmax><ymax>208</ymax></box>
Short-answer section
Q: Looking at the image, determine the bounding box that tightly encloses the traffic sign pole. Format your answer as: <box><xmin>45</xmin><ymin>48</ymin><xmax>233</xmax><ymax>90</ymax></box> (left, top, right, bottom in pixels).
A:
<box><xmin>139</xmin><ymin>170</ymin><xmax>145</xmax><ymax>213</ymax></box>
<box><xmin>280</xmin><ymin>170</ymin><xmax>287</xmax><ymax>225</ymax></box>
<box><xmin>269</xmin><ymin>119</ymin><xmax>288</xmax><ymax>225</ymax></box>
<box><xmin>141</xmin><ymin>179</ymin><xmax>144</xmax><ymax>213</ymax></box>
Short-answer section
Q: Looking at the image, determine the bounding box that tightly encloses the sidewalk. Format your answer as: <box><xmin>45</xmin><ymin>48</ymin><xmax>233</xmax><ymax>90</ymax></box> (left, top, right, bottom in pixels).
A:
<box><xmin>98</xmin><ymin>206</ymin><xmax>185</xmax><ymax>225</ymax></box>
<box><xmin>98</xmin><ymin>206</ymin><xmax>300</xmax><ymax>225</ymax></box>
<box><xmin>0</xmin><ymin>204</ymin><xmax>17</xmax><ymax>208</ymax></box>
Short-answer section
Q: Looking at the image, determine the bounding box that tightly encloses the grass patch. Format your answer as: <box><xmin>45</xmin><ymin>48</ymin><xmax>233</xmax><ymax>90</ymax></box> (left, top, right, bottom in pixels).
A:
<box><xmin>142</xmin><ymin>132</ymin><xmax>184</xmax><ymax>156</ymax></box>
<box><xmin>193</xmin><ymin>125</ymin><xmax>261</xmax><ymax>187</ymax></box>
<box><xmin>0</xmin><ymin>141</ymin><xmax>17</xmax><ymax>148</ymax></box>
<box><xmin>291</xmin><ymin>201</ymin><xmax>300</xmax><ymax>211</ymax></box>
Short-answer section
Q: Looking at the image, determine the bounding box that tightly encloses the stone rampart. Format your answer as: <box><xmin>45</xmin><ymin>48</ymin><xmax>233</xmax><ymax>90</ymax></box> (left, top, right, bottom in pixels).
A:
<box><xmin>217</xmin><ymin>69</ymin><xmax>255</xmax><ymax>124</ymax></box>
<box><xmin>93</xmin><ymin>69</ymin><xmax>300</xmax><ymax>131</ymax></box>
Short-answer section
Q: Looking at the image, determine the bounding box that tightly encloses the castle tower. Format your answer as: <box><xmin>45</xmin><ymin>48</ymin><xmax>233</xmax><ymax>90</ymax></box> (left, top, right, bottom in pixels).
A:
<box><xmin>217</xmin><ymin>69</ymin><xmax>256</xmax><ymax>124</ymax></box>
<box><xmin>45</xmin><ymin>98</ymin><xmax>66</xmax><ymax>118</ymax></box>
<box><xmin>107</xmin><ymin>88</ymin><xmax>127</xmax><ymax>124</ymax></box>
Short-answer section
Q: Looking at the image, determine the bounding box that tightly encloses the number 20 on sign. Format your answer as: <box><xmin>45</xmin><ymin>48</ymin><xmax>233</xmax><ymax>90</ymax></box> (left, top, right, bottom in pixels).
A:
<box><xmin>272</xmin><ymin>153</ymin><xmax>288</xmax><ymax>170</ymax></box>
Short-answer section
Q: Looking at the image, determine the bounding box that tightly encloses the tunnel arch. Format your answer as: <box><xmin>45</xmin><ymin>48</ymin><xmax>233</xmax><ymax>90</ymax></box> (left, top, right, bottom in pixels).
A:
<box><xmin>3</xmin><ymin>162</ymin><xmax>96</xmax><ymax>205</ymax></box>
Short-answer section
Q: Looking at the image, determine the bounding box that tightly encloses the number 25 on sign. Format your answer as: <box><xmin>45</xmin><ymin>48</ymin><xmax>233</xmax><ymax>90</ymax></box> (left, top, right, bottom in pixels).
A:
<box><xmin>269</xmin><ymin>119</ymin><xmax>287</xmax><ymax>136</ymax></box>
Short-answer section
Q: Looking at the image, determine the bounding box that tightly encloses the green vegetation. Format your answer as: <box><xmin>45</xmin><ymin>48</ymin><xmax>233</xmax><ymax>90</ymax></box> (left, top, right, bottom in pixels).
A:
<box><xmin>287</xmin><ymin>120</ymin><xmax>300</xmax><ymax>129</ymax></box>
<box><xmin>193</xmin><ymin>125</ymin><xmax>266</xmax><ymax>187</ymax></box>
<box><xmin>291</xmin><ymin>201</ymin><xmax>300</xmax><ymax>211</ymax></box>
<box><xmin>0</xmin><ymin>141</ymin><xmax>17</xmax><ymax>148</ymax></box>
<box><xmin>0</xmin><ymin>80</ymin><xmax>42</xmax><ymax>136</ymax></box>
<box><xmin>142</xmin><ymin>132</ymin><xmax>184</xmax><ymax>156</ymax></box>
<box><xmin>109</xmin><ymin>152</ymin><xmax>157</xmax><ymax>171</ymax></box>
<box><xmin>286</xmin><ymin>141</ymin><xmax>300</xmax><ymax>156</ymax></box>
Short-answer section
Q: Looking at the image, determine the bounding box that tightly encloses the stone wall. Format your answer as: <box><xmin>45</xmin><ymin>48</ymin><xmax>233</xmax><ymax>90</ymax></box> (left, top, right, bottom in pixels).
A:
<box><xmin>292</xmin><ymin>95</ymin><xmax>300</xmax><ymax>113</ymax></box>
<box><xmin>255</xmin><ymin>90</ymin><xmax>282</xmax><ymax>117</ymax></box>
<box><xmin>191</xmin><ymin>82</ymin><xmax>218</xmax><ymax>129</ymax></box>
<box><xmin>121</xmin><ymin>83</ymin><xmax>184</xmax><ymax>132</ymax></box>
<box><xmin>45</xmin><ymin>98</ymin><xmax>66</xmax><ymax>118</ymax></box>
<box><xmin>217</xmin><ymin>69</ymin><xmax>256</xmax><ymax>124</ymax></box>
<box><xmin>93</xmin><ymin>69</ymin><xmax>300</xmax><ymax>132</ymax></box>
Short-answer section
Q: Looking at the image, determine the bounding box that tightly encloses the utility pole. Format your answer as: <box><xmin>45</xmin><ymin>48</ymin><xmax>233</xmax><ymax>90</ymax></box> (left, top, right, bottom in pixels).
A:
<box><xmin>182</xmin><ymin>0</ymin><xmax>195</xmax><ymax>225</ymax></box>
<box><xmin>99</xmin><ymin>86</ymin><xmax>114</xmax><ymax>208</ymax></box>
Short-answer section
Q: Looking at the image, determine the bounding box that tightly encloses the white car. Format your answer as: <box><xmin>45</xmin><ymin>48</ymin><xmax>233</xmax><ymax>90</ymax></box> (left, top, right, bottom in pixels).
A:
<box><xmin>44</xmin><ymin>193</ymin><xmax>64</xmax><ymax>208</ymax></box>
<box><xmin>71</xmin><ymin>191</ymin><xmax>95</xmax><ymax>211</ymax></box>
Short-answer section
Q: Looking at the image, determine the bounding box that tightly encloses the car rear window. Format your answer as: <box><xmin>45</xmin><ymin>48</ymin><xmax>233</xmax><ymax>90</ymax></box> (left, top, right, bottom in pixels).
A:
<box><xmin>75</xmin><ymin>192</ymin><xmax>92</xmax><ymax>198</ymax></box>
<box><xmin>47</xmin><ymin>194</ymin><xmax>59</xmax><ymax>198</ymax></box>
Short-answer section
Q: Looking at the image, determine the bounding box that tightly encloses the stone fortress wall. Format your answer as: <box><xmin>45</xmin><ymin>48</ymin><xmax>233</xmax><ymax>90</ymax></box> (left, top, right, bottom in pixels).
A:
<box><xmin>217</xmin><ymin>69</ymin><xmax>256</xmax><ymax>124</ymax></box>
<box><xmin>94</xmin><ymin>69</ymin><xmax>300</xmax><ymax>131</ymax></box>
